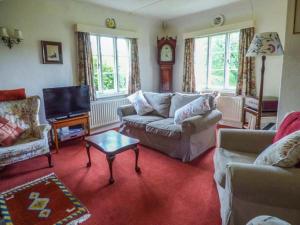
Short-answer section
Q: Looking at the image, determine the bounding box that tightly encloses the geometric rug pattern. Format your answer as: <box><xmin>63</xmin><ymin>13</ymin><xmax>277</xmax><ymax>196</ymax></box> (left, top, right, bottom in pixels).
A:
<box><xmin>0</xmin><ymin>173</ymin><xmax>90</xmax><ymax>225</ymax></box>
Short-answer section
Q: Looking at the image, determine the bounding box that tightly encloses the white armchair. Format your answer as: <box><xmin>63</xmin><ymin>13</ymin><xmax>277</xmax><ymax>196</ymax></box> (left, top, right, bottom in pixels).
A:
<box><xmin>0</xmin><ymin>96</ymin><xmax>52</xmax><ymax>168</ymax></box>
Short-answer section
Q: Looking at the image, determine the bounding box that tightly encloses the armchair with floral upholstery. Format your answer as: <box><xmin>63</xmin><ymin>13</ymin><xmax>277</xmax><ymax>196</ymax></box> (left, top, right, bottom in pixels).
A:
<box><xmin>0</xmin><ymin>96</ymin><xmax>52</xmax><ymax>168</ymax></box>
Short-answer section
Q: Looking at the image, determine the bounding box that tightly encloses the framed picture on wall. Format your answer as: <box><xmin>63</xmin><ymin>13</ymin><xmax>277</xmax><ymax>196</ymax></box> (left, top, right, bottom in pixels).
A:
<box><xmin>294</xmin><ymin>0</ymin><xmax>300</xmax><ymax>34</ymax></box>
<box><xmin>41</xmin><ymin>41</ymin><xmax>63</xmax><ymax>64</ymax></box>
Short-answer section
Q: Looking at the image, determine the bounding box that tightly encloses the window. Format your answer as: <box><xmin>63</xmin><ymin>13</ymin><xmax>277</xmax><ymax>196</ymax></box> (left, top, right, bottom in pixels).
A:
<box><xmin>90</xmin><ymin>35</ymin><xmax>130</xmax><ymax>97</ymax></box>
<box><xmin>194</xmin><ymin>31</ymin><xmax>240</xmax><ymax>91</ymax></box>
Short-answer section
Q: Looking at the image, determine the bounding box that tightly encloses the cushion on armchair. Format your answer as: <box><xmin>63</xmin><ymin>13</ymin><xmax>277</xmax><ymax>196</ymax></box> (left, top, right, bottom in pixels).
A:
<box><xmin>0</xmin><ymin>96</ymin><xmax>41</xmax><ymax>140</ymax></box>
<box><xmin>273</xmin><ymin>111</ymin><xmax>300</xmax><ymax>143</ymax></box>
<box><xmin>254</xmin><ymin>131</ymin><xmax>300</xmax><ymax>167</ymax></box>
<box><xmin>0</xmin><ymin>117</ymin><xmax>24</xmax><ymax>146</ymax></box>
<box><xmin>0</xmin><ymin>88</ymin><xmax>26</xmax><ymax>102</ymax></box>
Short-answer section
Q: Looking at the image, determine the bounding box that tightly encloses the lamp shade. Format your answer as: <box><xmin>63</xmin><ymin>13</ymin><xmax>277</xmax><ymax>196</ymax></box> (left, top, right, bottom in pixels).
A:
<box><xmin>246</xmin><ymin>32</ymin><xmax>284</xmax><ymax>57</ymax></box>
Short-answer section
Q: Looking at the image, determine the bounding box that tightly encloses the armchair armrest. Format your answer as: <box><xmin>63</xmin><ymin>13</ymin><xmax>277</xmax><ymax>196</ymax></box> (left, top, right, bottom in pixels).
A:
<box><xmin>38</xmin><ymin>124</ymin><xmax>51</xmax><ymax>139</ymax></box>
<box><xmin>218</xmin><ymin>129</ymin><xmax>276</xmax><ymax>154</ymax></box>
<box><xmin>182</xmin><ymin>110</ymin><xmax>222</xmax><ymax>134</ymax></box>
<box><xmin>117</xmin><ymin>104</ymin><xmax>136</xmax><ymax>120</ymax></box>
<box><xmin>226</xmin><ymin>162</ymin><xmax>300</xmax><ymax>209</ymax></box>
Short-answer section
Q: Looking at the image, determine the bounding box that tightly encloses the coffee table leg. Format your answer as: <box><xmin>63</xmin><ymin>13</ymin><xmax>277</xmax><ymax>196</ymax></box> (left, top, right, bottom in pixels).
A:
<box><xmin>133</xmin><ymin>146</ymin><xmax>141</xmax><ymax>173</ymax></box>
<box><xmin>86</xmin><ymin>143</ymin><xmax>91</xmax><ymax>167</ymax></box>
<box><xmin>106</xmin><ymin>155</ymin><xmax>115</xmax><ymax>184</ymax></box>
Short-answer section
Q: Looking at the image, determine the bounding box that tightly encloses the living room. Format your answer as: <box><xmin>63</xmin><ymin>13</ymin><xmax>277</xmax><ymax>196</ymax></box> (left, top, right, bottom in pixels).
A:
<box><xmin>1</xmin><ymin>0</ymin><xmax>300</xmax><ymax>225</ymax></box>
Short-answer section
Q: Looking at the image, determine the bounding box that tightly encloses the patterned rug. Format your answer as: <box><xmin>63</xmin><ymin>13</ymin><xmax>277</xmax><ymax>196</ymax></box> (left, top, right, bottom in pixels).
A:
<box><xmin>0</xmin><ymin>173</ymin><xmax>90</xmax><ymax>225</ymax></box>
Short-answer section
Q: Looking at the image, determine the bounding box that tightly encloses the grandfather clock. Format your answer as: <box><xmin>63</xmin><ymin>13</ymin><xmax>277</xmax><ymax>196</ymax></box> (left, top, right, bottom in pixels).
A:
<box><xmin>157</xmin><ymin>37</ymin><xmax>176</xmax><ymax>92</ymax></box>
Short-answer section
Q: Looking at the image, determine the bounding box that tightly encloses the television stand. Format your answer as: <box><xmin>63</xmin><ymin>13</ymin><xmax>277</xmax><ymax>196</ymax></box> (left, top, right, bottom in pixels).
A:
<box><xmin>48</xmin><ymin>113</ymin><xmax>90</xmax><ymax>153</ymax></box>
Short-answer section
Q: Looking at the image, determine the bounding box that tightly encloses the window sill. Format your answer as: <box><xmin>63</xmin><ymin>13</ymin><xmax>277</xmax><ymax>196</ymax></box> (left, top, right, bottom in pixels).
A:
<box><xmin>94</xmin><ymin>93</ymin><xmax>128</xmax><ymax>101</ymax></box>
<box><xmin>199</xmin><ymin>89</ymin><xmax>236</xmax><ymax>96</ymax></box>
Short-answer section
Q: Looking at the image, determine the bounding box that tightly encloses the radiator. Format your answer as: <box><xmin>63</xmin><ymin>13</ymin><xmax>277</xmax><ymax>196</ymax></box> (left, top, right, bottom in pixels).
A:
<box><xmin>215</xmin><ymin>95</ymin><xmax>244</xmax><ymax>128</ymax></box>
<box><xmin>90</xmin><ymin>98</ymin><xmax>130</xmax><ymax>129</ymax></box>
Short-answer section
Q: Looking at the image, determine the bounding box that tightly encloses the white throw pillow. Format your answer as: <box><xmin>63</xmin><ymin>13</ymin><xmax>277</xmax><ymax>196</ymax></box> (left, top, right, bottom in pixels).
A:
<box><xmin>127</xmin><ymin>90</ymin><xmax>154</xmax><ymax>116</ymax></box>
<box><xmin>254</xmin><ymin>131</ymin><xmax>300</xmax><ymax>167</ymax></box>
<box><xmin>174</xmin><ymin>96</ymin><xmax>211</xmax><ymax>125</ymax></box>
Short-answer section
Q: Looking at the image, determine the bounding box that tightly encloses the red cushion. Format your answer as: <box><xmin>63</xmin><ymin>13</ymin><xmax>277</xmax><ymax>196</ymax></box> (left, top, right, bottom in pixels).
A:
<box><xmin>273</xmin><ymin>112</ymin><xmax>300</xmax><ymax>143</ymax></box>
<box><xmin>0</xmin><ymin>88</ymin><xmax>26</xmax><ymax>102</ymax></box>
<box><xmin>0</xmin><ymin>117</ymin><xmax>24</xmax><ymax>147</ymax></box>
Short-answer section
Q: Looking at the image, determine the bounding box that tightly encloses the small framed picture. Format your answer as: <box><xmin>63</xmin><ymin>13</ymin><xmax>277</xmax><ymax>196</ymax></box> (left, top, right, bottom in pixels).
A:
<box><xmin>41</xmin><ymin>41</ymin><xmax>63</xmax><ymax>64</ymax></box>
<box><xmin>294</xmin><ymin>0</ymin><xmax>300</xmax><ymax>34</ymax></box>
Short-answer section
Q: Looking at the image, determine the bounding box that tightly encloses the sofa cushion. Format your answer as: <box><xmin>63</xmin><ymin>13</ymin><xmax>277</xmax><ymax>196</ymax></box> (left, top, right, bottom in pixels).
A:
<box><xmin>146</xmin><ymin>118</ymin><xmax>182</xmax><ymax>139</ymax></box>
<box><xmin>169</xmin><ymin>93</ymin><xmax>201</xmax><ymax>117</ymax></box>
<box><xmin>254</xmin><ymin>131</ymin><xmax>300</xmax><ymax>167</ymax></box>
<box><xmin>174</xmin><ymin>96</ymin><xmax>211</xmax><ymax>125</ymax></box>
<box><xmin>214</xmin><ymin>148</ymin><xmax>257</xmax><ymax>188</ymax></box>
<box><xmin>122</xmin><ymin>115</ymin><xmax>164</xmax><ymax>129</ymax></box>
<box><xmin>0</xmin><ymin>137</ymin><xmax>49</xmax><ymax>167</ymax></box>
<box><xmin>169</xmin><ymin>93</ymin><xmax>216</xmax><ymax>117</ymax></box>
<box><xmin>127</xmin><ymin>90</ymin><xmax>154</xmax><ymax>115</ymax></box>
<box><xmin>143</xmin><ymin>92</ymin><xmax>172</xmax><ymax>118</ymax></box>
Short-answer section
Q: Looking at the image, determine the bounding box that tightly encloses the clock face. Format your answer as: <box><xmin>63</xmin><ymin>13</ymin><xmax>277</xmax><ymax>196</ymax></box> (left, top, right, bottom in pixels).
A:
<box><xmin>160</xmin><ymin>44</ymin><xmax>173</xmax><ymax>62</ymax></box>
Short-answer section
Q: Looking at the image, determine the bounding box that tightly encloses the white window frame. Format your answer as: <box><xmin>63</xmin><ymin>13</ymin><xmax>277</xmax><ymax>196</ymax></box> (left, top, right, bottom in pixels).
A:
<box><xmin>91</xmin><ymin>35</ymin><xmax>130</xmax><ymax>99</ymax></box>
<box><xmin>194</xmin><ymin>31</ymin><xmax>240</xmax><ymax>93</ymax></box>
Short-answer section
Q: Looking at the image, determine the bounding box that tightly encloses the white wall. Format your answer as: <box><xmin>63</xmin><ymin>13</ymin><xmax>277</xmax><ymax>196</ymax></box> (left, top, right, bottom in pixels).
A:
<box><xmin>165</xmin><ymin>0</ymin><xmax>288</xmax><ymax>97</ymax></box>
<box><xmin>0</xmin><ymin>0</ymin><xmax>161</xmax><ymax>122</ymax></box>
<box><xmin>278</xmin><ymin>0</ymin><xmax>300</xmax><ymax>122</ymax></box>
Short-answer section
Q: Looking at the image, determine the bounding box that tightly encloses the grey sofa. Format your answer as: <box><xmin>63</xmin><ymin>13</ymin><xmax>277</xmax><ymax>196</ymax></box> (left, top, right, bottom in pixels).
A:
<box><xmin>214</xmin><ymin>129</ymin><xmax>300</xmax><ymax>225</ymax></box>
<box><xmin>117</xmin><ymin>92</ymin><xmax>222</xmax><ymax>162</ymax></box>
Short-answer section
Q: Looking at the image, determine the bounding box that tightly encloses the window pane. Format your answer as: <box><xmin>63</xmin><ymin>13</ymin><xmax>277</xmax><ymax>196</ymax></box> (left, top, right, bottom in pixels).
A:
<box><xmin>100</xmin><ymin>37</ymin><xmax>114</xmax><ymax>56</ymax></box>
<box><xmin>209</xmin><ymin>34</ymin><xmax>226</xmax><ymax>89</ymax></box>
<box><xmin>100</xmin><ymin>37</ymin><xmax>115</xmax><ymax>92</ymax></box>
<box><xmin>228</xmin><ymin>70</ymin><xmax>238</xmax><ymax>89</ymax></box>
<box><xmin>117</xmin><ymin>38</ymin><xmax>130</xmax><ymax>92</ymax></box>
<box><xmin>209</xmin><ymin>70</ymin><xmax>225</xmax><ymax>89</ymax></box>
<box><xmin>194</xmin><ymin>37</ymin><xmax>208</xmax><ymax>91</ymax></box>
<box><xmin>117</xmin><ymin>38</ymin><xmax>129</xmax><ymax>57</ymax></box>
<box><xmin>210</xmin><ymin>34</ymin><xmax>226</xmax><ymax>53</ymax></box>
<box><xmin>90</xmin><ymin>35</ymin><xmax>100</xmax><ymax>92</ymax></box>
<box><xmin>101</xmin><ymin>56</ymin><xmax>115</xmax><ymax>91</ymax></box>
<box><xmin>226</xmin><ymin>32</ymin><xmax>240</xmax><ymax>89</ymax></box>
<box><xmin>228</xmin><ymin>32</ymin><xmax>239</xmax><ymax>70</ymax></box>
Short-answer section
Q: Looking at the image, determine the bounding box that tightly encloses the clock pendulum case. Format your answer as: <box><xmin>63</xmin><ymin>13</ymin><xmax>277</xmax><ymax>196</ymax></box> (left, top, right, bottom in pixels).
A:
<box><xmin>157</xmin><ymin>37</ymin><xmax>177</xmax><ymax>92</ymax></box>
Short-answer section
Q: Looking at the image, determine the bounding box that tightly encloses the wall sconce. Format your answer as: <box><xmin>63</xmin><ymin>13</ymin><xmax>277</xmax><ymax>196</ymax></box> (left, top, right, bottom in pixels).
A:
<box><xmin>0</xmin><ymin>27</ymin><xmax>23</xmax><ymax>49</ymax></box>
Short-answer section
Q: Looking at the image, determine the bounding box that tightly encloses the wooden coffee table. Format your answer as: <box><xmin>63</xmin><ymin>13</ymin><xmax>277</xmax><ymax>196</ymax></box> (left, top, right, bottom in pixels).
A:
<box><xmin>85</xmin><ymin>130</ymin><xmax>141</xmax><ymax>184</ymax></box>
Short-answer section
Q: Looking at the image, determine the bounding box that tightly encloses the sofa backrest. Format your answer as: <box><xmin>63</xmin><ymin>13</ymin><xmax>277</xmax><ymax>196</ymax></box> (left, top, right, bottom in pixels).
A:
<box><xmin>143</xmin><ymin>92</ymin><xmax>172</xmax><ymax>118</ymax></box>
<box><xmin>0</xmin><ymin>96</ymin><xmax>41</xmax><ymax>139</ymax></box>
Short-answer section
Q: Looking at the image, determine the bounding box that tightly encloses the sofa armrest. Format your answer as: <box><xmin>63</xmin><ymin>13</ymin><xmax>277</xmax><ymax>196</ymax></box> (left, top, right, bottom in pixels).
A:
<box><xmin>218</xmin><ymin>129</ymin><xmax>276</xmax><ymax>154</ymax></box>
<box><xmin>38</xmin><ymin>124</ymin><xmax>51</xmax><ymax>139</ymax></box>
<box><xmin>226</xmin><ymin>162</ymin><xmax>300</xmax><ymax>209</ymax></box>
<box><xmin>182</xmin><ymin>109</ymin><xmax>222</xmax><ymax>134</ymax></box>
<box><xmin>117</xmin><ymin>104</ymin><xmax>136</xmax><ymax>120</ymax></box>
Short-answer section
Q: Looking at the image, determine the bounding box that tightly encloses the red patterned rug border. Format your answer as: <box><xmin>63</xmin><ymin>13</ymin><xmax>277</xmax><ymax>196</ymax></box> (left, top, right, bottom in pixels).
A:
<box><xmin>0</xmin><ymin>173</ymin><xmax>91</xmax><ymax>225</ymax></box>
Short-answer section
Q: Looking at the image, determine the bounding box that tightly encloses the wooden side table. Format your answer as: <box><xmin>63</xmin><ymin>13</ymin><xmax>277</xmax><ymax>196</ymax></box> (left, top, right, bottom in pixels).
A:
<box><xmin>48</xmin><ymin>114</ymin><xmax>90</xmax><ymax>153</ymax></box>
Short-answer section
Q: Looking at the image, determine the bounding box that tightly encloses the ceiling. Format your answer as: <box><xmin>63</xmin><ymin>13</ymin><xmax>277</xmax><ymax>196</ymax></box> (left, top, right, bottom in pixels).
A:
<box><xmin>77</xmin><ymin>0</ymin><xmax>244</xmax><ymax>20</ymax></box>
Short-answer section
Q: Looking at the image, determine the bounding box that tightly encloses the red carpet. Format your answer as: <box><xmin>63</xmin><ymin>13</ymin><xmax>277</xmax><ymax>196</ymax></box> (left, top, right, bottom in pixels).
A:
<box><xmin>0</xmin><ymin>140</ymin><xmax>221</xmax><ymax>225</ymax></box>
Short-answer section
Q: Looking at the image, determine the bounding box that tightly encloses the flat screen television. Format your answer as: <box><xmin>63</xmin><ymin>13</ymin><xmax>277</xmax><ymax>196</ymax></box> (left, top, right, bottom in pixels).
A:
<box><xmin>43</xmin><ymin>85</ymin><xmax>90</xmax><ymax>120</ymax></box>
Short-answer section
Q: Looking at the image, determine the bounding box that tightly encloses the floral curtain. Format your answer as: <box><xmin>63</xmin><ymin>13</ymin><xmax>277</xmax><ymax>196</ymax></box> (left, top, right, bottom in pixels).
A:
<box><xmin>182</xmin><ymin>38</ymin><xmax>195</xmax><ymax>93</ymax></box>
<box><xmin>77</xmin><ymin>32</ymin><xmax>95</xmax><ymax>101</ymax></box>
<box><xmin>128</xmin><ymin>38</ymin><xmax>141</xmax><ymax>94</ymax></box>
<box><xmin>236</xmin><ymin>27</ymin><xmax>256</xmax><ymax>96</ymax></box>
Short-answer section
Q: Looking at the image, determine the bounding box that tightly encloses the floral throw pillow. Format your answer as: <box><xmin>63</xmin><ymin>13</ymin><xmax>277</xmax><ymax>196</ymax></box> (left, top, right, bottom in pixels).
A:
<box><xmin>127</xmin><ymin>91</ymin><xmax>154</xmax><ymax>116</ymax></box>
<box><xmin>254</xmin><ymin>131</ymin><xmax>300</xmax><ymax>167</ymax></box>
<box><xmin>0</xmin><ymin>116</ymin><xmax>24</xmax><ymax>147</ymax></box>
<box><xmin>174</xmin><ymin>96</ymin><xmax>211</xmax><ymax>125</ymax></box>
